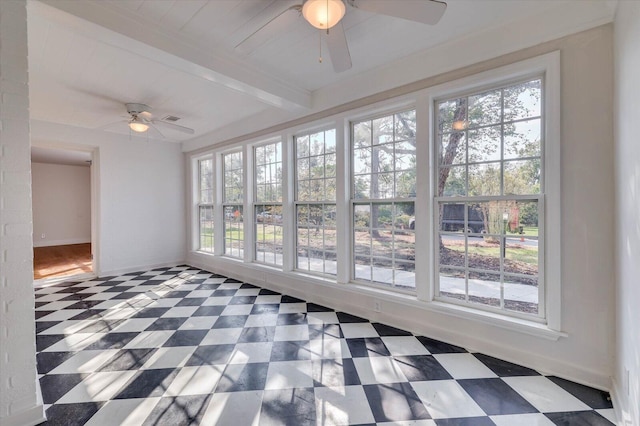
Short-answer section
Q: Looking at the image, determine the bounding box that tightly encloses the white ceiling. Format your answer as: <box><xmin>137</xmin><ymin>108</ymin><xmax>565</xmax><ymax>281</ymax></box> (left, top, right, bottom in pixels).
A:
<box><xmin>31</xmin><ymin>146</ymin><xmax>92</xmax><ymax>166</ymax></box>
<box><xmin>28</xmin><ymin>0</ymin><xmax>617</xmax><ymax>153</ymax></box>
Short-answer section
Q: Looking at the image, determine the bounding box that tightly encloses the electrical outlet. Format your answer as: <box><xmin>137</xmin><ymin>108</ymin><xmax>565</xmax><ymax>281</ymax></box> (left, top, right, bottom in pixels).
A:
<box><xmin>374</xmin><ymin>300</ymin><xmax>381</xmax><ymax>312</ymax></box>
<box><xmin>41</xmin><ymin>233</ymin><xmax>45</xmax><ymax>239</ymax></box>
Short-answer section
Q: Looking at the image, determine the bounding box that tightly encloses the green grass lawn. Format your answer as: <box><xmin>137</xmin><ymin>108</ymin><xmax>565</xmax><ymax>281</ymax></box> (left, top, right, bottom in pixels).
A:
<box><xmin>518</xmin><ymin>226</ymin><xmax>539</xmax><ymax>237</ymax></box>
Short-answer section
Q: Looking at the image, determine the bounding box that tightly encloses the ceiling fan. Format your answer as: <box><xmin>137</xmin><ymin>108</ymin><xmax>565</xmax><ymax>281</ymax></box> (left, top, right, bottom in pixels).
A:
<box><xmin>236</xmin><ymin>0</ymin><xmax>447</xmax><ymax>73</ymax></box>
<box><xmin>120</xmin><ymin>103</ymin><xmax>194</xmax><ymax>136</ymax></box>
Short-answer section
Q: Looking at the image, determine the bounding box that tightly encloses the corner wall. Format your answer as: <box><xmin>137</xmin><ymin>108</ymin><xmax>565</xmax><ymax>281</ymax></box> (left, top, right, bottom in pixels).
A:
<box><xmin>0</xmin><ymin>1</ymin><xmax>44</xmax><ymax>425</ymax></box>
<box><xmin>614</xmin><ymin>1</ymin><xmax>640</xmax><ymax>424</ymax></box>
<box><xmin>31</xmin><ymin>121</ymin><xmax>186</xmax><ymax>276</ymax></box>
<box><xmin>31</xmin><ymin>162</ymin><xmax>91</xmax><ymax>247</ymax></box>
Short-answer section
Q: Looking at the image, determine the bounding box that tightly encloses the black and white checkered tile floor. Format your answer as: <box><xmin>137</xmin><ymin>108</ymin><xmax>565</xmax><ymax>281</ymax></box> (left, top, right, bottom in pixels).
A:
<box><xmin>35</xmin><ymin>265</ymin><xmax>616</xmax><ymax>426</ymax></box>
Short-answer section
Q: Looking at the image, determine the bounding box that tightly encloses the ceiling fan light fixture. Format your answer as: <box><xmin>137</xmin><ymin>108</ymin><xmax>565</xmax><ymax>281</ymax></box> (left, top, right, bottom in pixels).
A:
<box><xmin>129</xmin><ymin>116</ymin><xmax>149</xmax><ymax>133</ymax></box>
<box><xmin>302</xmin><ymin>0</ymin><xmax>346</xmax><ymax>30</ymax></box>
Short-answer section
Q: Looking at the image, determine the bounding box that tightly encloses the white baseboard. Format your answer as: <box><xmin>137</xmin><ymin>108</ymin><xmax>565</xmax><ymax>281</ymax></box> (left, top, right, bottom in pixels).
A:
<box><xmin>0</xmin><ymin>405</ymin><xmax>46</xmax><ymax>426</ymax></box>
<box><xmin>611</xmin><ymin>378</ymin><xmax>632</xmax><ymax>426</ymax></box>
<box><xmin>33</xmin><ymin>237</ymin><xmax>90</xmax><ymax>248</ymax></box>
<box><xmin>98</xmin><ymin>260</ymin><xmax>186</xmax><ymax>278</ymax></box>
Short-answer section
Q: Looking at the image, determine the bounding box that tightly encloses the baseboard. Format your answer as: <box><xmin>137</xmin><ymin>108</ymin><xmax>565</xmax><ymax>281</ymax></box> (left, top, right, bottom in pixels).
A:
<box><xmin>611</xmin><ymin>378</ymin><xmax>632</xmax><ymax>426</ymax></box>
<box><xmin>34</xmin><ymin>272</ymin><xmax>97</xmax><ymax>288</ymax></box>
<box><xmin>0</xmin><ymin>405</ymin><xmax>46</xmax><ymax>426</ymax></box>
<box><xmin>98</xmin><ymin>260</ymin><xmax>186</xmax><ymax>278</ymax></box>
<box><xmin>33</xmin><ymin>238</ymin><xmax>90</xmax><ymax>248</ymax></box>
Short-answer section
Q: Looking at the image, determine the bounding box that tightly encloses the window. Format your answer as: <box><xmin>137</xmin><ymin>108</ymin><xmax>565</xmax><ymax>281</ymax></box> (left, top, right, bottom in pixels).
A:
<box><xmin>352</xmin><ymin>110</ymin><xmax>417</xmax><ymax>290</ymax></box>
<box><xmin>435</xmin><ymin>78</ymin><xmax>543</xmax><ymax>318</ymax></box>
<box><xmin>254</xmin><ymin>142</ymin><xmax>283</xmax><ymax>266</ymax></box>
<box><xmin>198</xmin><ymin>157</ymin><xmax>214</xmax><ymax>253</ymax></box>
<box><xmin>223</xmin><ymin>150</ymin><xmax>244</xmax><ymax>258</ymax></box>
<box><xmin>295</xmin><ymin>129</ymin><xmax>337</xmax><ymax>276</ymax></box>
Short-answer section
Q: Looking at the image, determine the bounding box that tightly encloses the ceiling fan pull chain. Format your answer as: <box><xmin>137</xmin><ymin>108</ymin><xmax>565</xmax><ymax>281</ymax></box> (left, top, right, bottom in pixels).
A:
<box><xmin>318</xmin><ymin>29</ymin><xmax>323</xmax><ymax>63</ymax></box>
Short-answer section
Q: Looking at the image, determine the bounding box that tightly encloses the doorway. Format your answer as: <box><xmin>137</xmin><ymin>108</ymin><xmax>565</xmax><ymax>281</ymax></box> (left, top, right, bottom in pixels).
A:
<box><xmin>31</xmin><ymin>146</ymin><xmax>97</xmax><ymax>282</ymax></box>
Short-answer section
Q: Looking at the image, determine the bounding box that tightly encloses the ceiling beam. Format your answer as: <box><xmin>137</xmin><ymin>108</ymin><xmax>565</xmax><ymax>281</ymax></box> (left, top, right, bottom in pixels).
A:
<box><xmin>34</xmin><ymin>0</ymin><xmax>311</xmax><ymax>112</ymax></box>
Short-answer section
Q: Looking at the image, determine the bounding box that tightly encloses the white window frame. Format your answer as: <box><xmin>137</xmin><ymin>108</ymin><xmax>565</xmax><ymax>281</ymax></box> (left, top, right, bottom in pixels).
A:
<box><xmin>253</xmin><ymin>139</ymin><xmax>284</xmax><ymax>267</ymax></box>
<box><xmin>349</xmin><ymin>107</ymin><xmax>418</xmax><ymax>292</ymax></box>
<box><xmin>293</xmin><ymin>126</ymin><xmax>339</xmax><ymax>277</ymax></box>
<box><xmin>195</xmin><ymin>155</ymin><xmax>214</xmax><ymax>253</ymax></box>
<box><xmin>222</xmin><ymin>149</ymin><xmax>245</xmax><ymax>259</ymax></box>
<box><xmin>426</xmin><ymin>51</ymin><xmax>561</xmax><ymax>330</ymax></box>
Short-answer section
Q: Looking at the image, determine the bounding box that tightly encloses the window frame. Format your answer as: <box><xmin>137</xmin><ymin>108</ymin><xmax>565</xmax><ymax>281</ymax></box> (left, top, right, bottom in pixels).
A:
<box><xmin>349</xmin><ymin>107</ymin><xmax>418</xmax><ymax>292</ymax></box>
<box><xmin>195</xmin><ymin>155</ymin><xmax>215</xmax><ymax>253</ymax></box>
<box><xmin>253</xmin><ymin>139</ymin><xmax>284</xmax><ymax>267</ymax></box>
<box><xmin>426</xmin><ymin>51</ymin><xmax>561</xmax><ymax>329</ymax></box>
<box><xmin>222</xmin><ymin>149</ymin><xmax>245</xmax><ymax>259</ymax></box>
<box><xmin>293</xmin><ymin>126</ymin><xmax>339</xmax><ymax>277</ymax></box>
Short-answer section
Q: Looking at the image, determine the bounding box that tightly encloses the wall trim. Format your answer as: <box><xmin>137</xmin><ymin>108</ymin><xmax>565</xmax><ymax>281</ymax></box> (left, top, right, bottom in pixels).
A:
<box><xmin>610</xmin><ymin>378</ymin><xmax>630</xmax><ymax>426</ymax></box>
<box><xmin>98</xmin><ymin>260</ymin><xmax>186</xmax><ymax>278</ymax></box>
<box><xmin>33</xmin><ymin>237</ymin><xmax>90</xmax><ymax>248</ymax></box>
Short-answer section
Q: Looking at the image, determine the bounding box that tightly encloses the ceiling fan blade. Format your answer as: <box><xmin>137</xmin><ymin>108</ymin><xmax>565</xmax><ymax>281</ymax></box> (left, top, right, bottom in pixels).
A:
<box><xmin>153</xmin><ymin>120</ymin><xmax>195</xmax><ymax>135</ymax></box>
<box><xmin>235</xmin><ymin>4</ymin><xmax>302</xmax><ymax>54</ymax></box>
<box><xmin>148</xmin><ymin>124</ymin><xmax>166</xmax><ymax>139</ymax></box>
<box><xmin>351</xmin><ymin>0</ymin><xmax>447</xmax><ymax>25</ymax></box>
<box><xmin>326</xmin><ymin>22</ymin><xmax>352</xmax><ymax>73</ymax></box>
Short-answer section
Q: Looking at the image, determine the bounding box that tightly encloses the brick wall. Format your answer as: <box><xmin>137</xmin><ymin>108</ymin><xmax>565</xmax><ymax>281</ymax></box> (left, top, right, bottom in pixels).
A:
<box><xmin>0</xmin><ymin>0</ymin><xmax>41</xmax><ymax>424</ymax></box>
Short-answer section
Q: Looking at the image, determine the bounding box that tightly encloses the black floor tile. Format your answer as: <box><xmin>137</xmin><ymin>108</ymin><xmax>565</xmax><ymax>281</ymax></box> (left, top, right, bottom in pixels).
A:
<box><xmin>145</xmin><ymin>317</ymin><xmax>188</xmax><ymax>331</ymax></box>
<box><xmin>372</xmin><ymin>322</ymin><xmax>413</xmax><ymax>336</ymax></box>
<box><xmin>547</xmin><ymin>376</ymin><xmax>613</xmax><ymax>409</ymax></box>
<box><xmin>364</xmin><ymin>382</ymin><xmax>431</xmax><ymax>422</ymax></box>
<box><xmin>277</xmin><ymin>313</ymin><xmax>308</xmax><ymax>325</ymax></box>
<box><xmin>435</xmin><ymin>417</ymin><xmax>495</xmax><ymax>426</ymax></box>
<box><xmin>37</xmin><ymin>351</ymin><xmax>76</xmax><ymax>375</ymax></box>
<box><xmin>261</xmin><ymin>387</ymin><xmax>316</xmax><ymax>426</ymax></box>
<box><xmin>98</xmin><ymin>348</ymin><xmax>157</xmax><ymax>371</ymax></box>
<box><xmin>39</xmin><ymin>374</ymin><xmax>87</xmax><ymax>404</ymax></box>
<box><xmin>83</xmin><ymin>332</ymin><xmax>139</xmax><ymax>350</ymax></box>
<box><xmin>306</xmin><ymin>303</ymin><xmax>332</xmax><ymax>312</ymax></box>
<box><xmin>162</xmin><ymin>330</ymin><xmax>208</xmax><ymax>347</ymax></box>
<box><xmin>36</xmin><ymin>334</ymin><xmax>66</xmax><ymax>352</ymax></box>
<box><xmin>458</xmin><ymin>378</ymin><xmax>538</xmax><ymax>416</ymax></box>
<box><xmin>394</xmin><ymin>355</ymin><xmax>452</xmax><ymax>381</ymax></box>
<box><xmin>175</xmin><ymin>297</ymin><xmax>207</xmax><ymax>307</ymax></box>
<box><xmin>186</xmin><ymin>344</ymin><xmax>236</xmax><ymax>366</ymax></box>
<box><xmin>132</xmin><ymin>307</ymin><xmax>171</xmax><ymax>318</ymax></box>
<box><xmin>229</xmin><ymin>295</ymin><xmax>256</xmax><ymax>305</ymax></box>
<box><xmin>415</xmin><ymin>336</ymin><xmax>467</xmax><ymax>354</ymax></box>
<box><xmin>271</xmin><ymin>341</ymin><xmax>312</xmax><ymax>361</ymax></box>
<box><xmin>114</xmin><ymin>368</ymin><xmax>179</xmax><ymax>399</ymax></box>
<box><xmin>192</xmin><ymin>305</ymin><xmax>225</xmax><ymax>316</ymax></box>
<box><xmin>312</xmin><ymin>358</ymin><xmax>361</xmax><ymax>387</ymax></box>
<box><xmin>473</xmin><ymin>353</ymin><xmax>540</xmax><ymax>377</ymax></box>
<box><xmin>44</xmin><ymin>402</ymin><xmax>103</xmax><ymax>426</ymax></box>
<box><xmin>142</xmin><ymin>395</ymin><xmax>211</xmax><ymax>426</ymax></box>
<box><xmin>336</xmin><ymin>312</ymin><xmax>369</xmax><ymax>323</ymax></box>
<box><xmin>216</xmin><ymin>363</ymin><xmax>269</xmax><ymax>392</ymax></box>
<box><xmin>212</xmin><ymin>315</ymin><xmax>248</xmax><ymax>329</ymax></box>
<box><xmin>546</xmin><ymin>410</ymin><xmax>615</xmax><ymax>425</ymax></box>
<box><xmin>346</xmin><ymin>338</ymin><xmax>390</xmax><ymax>357</ymax></box>
<box><xmin>238</xmin><ymin>326</ymin><xmax>276</xmax><ymax>343</ymax></box>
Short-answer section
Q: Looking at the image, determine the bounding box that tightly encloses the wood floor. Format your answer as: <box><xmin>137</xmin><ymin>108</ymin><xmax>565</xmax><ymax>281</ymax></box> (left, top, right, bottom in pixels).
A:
<box><xmin>33</xmin><ymin>243</ymin><xmax>92</xmax><ymax>280</ymax></box>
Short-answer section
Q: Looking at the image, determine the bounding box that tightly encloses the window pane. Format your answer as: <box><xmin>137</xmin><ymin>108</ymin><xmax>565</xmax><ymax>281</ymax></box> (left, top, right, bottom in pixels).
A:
<box><xmin>255</xmin><ymin>142</ymin><xmax>282</xmax><ymax>203</ymax></box>
<box><xmin>296</xmin><ymin>129</ymin><xmax>337</xmax><ymax>203</ymax></box>
<box><xmin>438</xmin><ymin>132</ymin><xmax>466</xmax><ymax>166</ymax></box>
<box><xmin>224</xmin><ymin>205</ymin><xmax>243</xmax><ymax>259</ymax></box>
<box><xmin>468</xmin><ymin>271</ymin><xmax>501</xmax><ymax>308</ymax></box>
<box><xmin>468</xmin><ymin>89</ymin><xmax>502</xmax><ymax>128</ymax></box>
<box><xmin>438</xmin><ymin>166</ymin><xmax>466</xmax><ymax>197</ymax></box>
<box><xmin>468</xmin><ymin>126</ymin><xmax>500</xmax><ymax>163</ymax></box>
<box><xmin>439</xmin><ymin>267</ymin><xmax>466</xmax><ymax>301</ymax></box>
<box><xmin>468</xmin><ymin>163</ymin><xmax>501</xmax><ymax>196</ymax></box>
<box><xmin>504</xmin><ymin>79</ymin><xmax>541</xmax><ymax>122</ymax></box>
<box><xmin>199</xmin><ymin>205</ymin><xmax>214</xmax><ymax>253</ymax></box>
<box><xmin>255</xmin><ymin>204</ymin><xmax>283</xmax><ymax>267</ymax></box>
<box><xmin>503</xmin><ymin>159</ymin><xmax>540</xmax><ymax>195</ymax></box>
<box><xmin>504</xmin><ymin>118</ymin><xmax>541</xmax><ymax>160</ymax></box>
<box><xmin>199</xmin><ymin>158</ymin><xmax>214</xmax><ymax>204</ymax></box>
<box><xmin>296</xmin><ymin>204</ymin><xmax>336</xmax><ymax>277</ymax></box>
<box><xmin>224</xmin><ymin>151</ymin><xmax>243</xmax><ymax>203</ymax></box>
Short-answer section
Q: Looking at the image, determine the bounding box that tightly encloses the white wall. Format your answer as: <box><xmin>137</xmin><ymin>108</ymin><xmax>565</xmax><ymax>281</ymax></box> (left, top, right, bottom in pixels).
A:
<box><xmin>188</xmin><ymin>25</ymin><xmax>616</xmax><ymax>392</ymax></box>
<box><xmin>614</xmin><ymin>1</ymin><xmax>640</xmax><ymax>424</ymax></box>
<box><xmin>31</xmin><ymin>121</ymin><xmax>186</xmax><ymax>275</ymax></box>
<box><xmin>0</xmin><ymin>1</ymin><xmax>44</xmax><ymax>425</ymax></box>
<box><xmin>32</xmin><ymin>162</ymin><xmax>91</xmax><ymax>247</ymax></box>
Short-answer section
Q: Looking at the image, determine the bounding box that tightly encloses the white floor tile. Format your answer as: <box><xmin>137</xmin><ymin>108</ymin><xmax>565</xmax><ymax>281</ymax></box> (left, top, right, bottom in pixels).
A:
<box><xmin>377</xmin><ymin>421</ymin><xmax>437</xmax><ymax>426</ymax></box>
<box><xmin>44</xmin><ymin>333</ymin><xmax>105</xmax><ymax>352</ymax></box>
<box><xmin>57</xmin><ymin>371</ymin><xmax>136</xmax><ymax>403</ymax></box>
<box><xmin>306</xmin><ymin>312</ymin><xmax>339</xmax><ymax>325</ymax></box>
<box><xmin>411</xmin><ymin>379</ymin><xmax>486</xmax><ymax>419</ymax></box>
<box><xmin>163</xmin><ymin>365</ymin><xmax>225</xmax><ymax>396</ymax></box>
<box><xmin>491</xmin><ymin>413</ymin><xmax>556</xmax><ymax>425</ymax></box>
<box><xmin>228</xmin><ymin>342</ymin><xmax>273</xmax><ymax>364</ymax></box>
<box><xmin>179</xmin><ymin>316</ymin><xmax>218</xmax><ymax>330</ymax></box>
<box><xmin>381</xmin><ymin>336</ymin><xmax>431</xmax><ymax>356</ymax></box>
<box><xmin>315</xmin><ymin>385</ymin><xmax>375</xmax><ymax>425</ymax></box>
<box><xmin>84</xmin><ymin>398</ymin><xmax>162</xmax><ymax>426</ymax></box>
<box><xmin>278</xmin><ymin>303</ymin><xmax>307</xmax><ymax>313</ymax></box>
<box><xmin>596</xmin><ymin>408</ymin><xmax>617</xmax><ymax>424</ymax></box>
<box><xmin>50</xmin><ymin>350</ymin><xmax>119</xmax><ymax>374</ymax></box>
<box><xmin>339</xmin><ymin>323</ymin><xmax>379</xmax><ymax>339</ymax></box>
<box><xmin>161</xmin><ymin>306</ymin><xmax>199</xmax><ymax>318</ymax></box>
<box><xmin>201</xmin><ymin>390</ymin><xmax>263</xmax><ymax>426</ymax></box>
<box><xmin>353</xmin><ymin>357</ymin><xmax>408</xmax><ymax>385</ymax></box>
<box><xmin>123</xmin><ymin>331</ymin><xmax>174</xmax><ymax>349</ymax></box>
<box><xmin>140</xmin><ymin>346</ymin><xmax>196</xmax><ymax>369</ymax></box>
<box><xmin>502</xmin><ymin>376</ymin><xmax>591</xmax><ymax>413</ymax></box>
<box><xmin>35</xmin><ymin>301</ymin><xmax>78</xmax><ymax>311</ymax></box>
<box><xmin>221</xmin><ymin>304</ymin><xmax>254</xmax><ymax>316</ymax></box>
<box><xmin>235</xmin><ymin>288</ymin><xmax>261</xmax><ymax>296</ymax></box>
<box><xmin>265</xmin><ymin>360</ymin><xmax>314</xmax><ymax>389</ymax></box>
<box><xmin>274</xmin><ymin>325</ymin><xmax>310</xmax><ymax>342</ymax></box>
<box><xmin>37</xmin><ymin>309</ymin><xmax>86</xmax><ymax>321</ymax></box>
<box><xmin>245</xmin><ymin>314</ymin><xmax>278</xmax><ymax>327</ymax></box>
<box><xmin>432</xmin><ymin>353</ymin><xmax>498</xmax><ymax>379</ymax></box>
<box><xmin>254</xmin><ymin>295</ymin><xmax>281</xmax><ymax>304</ymax></box>
<box><xmin>200</xmin><ymin>328</ymin><xmax>243</xmax><ymax>345</ymax></box>
<box><xmin>309</xmin><ymin>338</ymin><xmax>351</xmax><ymax>359</ymax></box>
<box><xmin>202</xmin><ymin>296</ymin><xmax>233</xmax><ymax>306</ymax></box>
<box><xmin>113</xmin><ymin>318</ymin><xmax>157</xmax><ymax>332</ymax></box>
